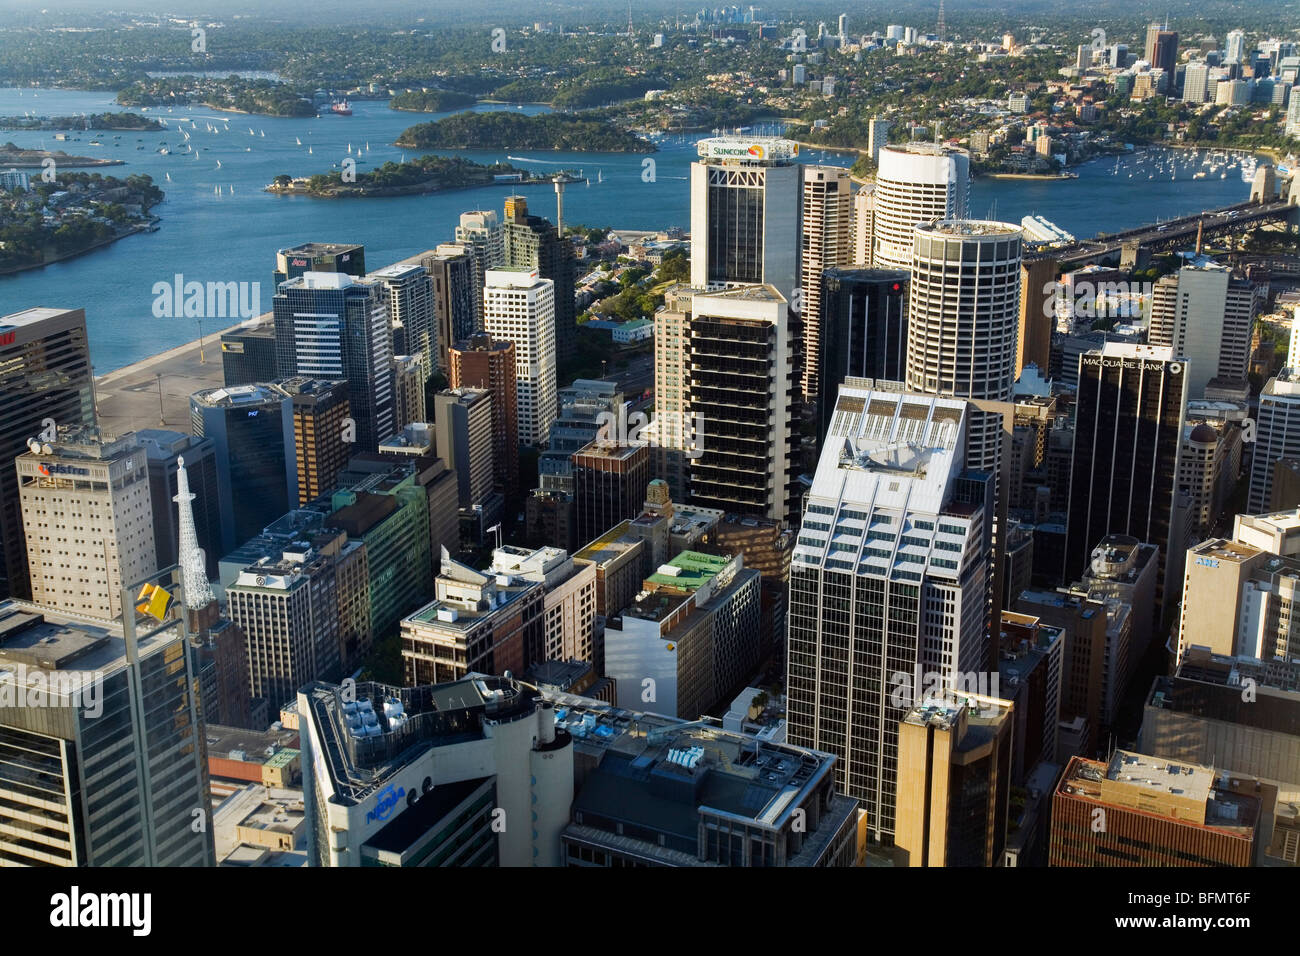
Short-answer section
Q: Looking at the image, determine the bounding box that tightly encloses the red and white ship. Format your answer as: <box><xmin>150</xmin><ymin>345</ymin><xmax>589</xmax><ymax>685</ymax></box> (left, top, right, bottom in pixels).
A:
<box><xmin>330</xmin><ymin>99</ymin><xmax>353</xmax><ymax>116</ymax></box>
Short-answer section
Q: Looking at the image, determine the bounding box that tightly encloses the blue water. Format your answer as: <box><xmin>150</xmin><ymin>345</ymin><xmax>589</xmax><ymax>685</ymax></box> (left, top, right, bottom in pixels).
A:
<box><xmin>0</xmin><ymin>87</ymin><xmax>1255</xmax><ymax>373</ymax></box>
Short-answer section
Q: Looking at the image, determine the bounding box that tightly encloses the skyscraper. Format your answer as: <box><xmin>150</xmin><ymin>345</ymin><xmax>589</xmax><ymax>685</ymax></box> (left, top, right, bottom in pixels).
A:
<box><xmin>0</xmin><ymin>600</ymin><xmax>215</xmax><ymax>865</ymax></box>
<box><xmin>816</xmin><ymin>268</ymin><xmax>909</xmax><ymax>440</ymax></box>
<box><xmin>689</xmin><ymin>136</ymin><xmax>801</xmax><ymax>302</ymax></box>
<box><xmin>798</xmin><ymin>165</ymin><xmax>853</xmax><ymax>402</ymax></box>
<box><xmin>1148</xmin><ymin>262</ymin><xmax>1257</xmax><ymax>398</ymax></box>
<box><xmin>503</xmin><ymin>196</ymin><xmax>577</xmax><ymax>369</ymax></box>
<box><xmin>906</xmin><ymin>220</ymin><xmax>1022</xmax><ymax>475</ymax></box>
<box><xmin>1144</xmin><ymin>23</ymin><xmax>1179</xmax><ymax>77</ymax></box>
<box><xmin>219</xmin><ymin>320</ymin><xmax>278</xmax><ymax>387</ymax></box>
<box><xmin>1064</xmin><ymin>343</ymin><xmax>1188</xmax><ymax>605</ymax></box>
<box><xmin>1017</xmin><ymin>259</ymin><xmax>1056</xmax><ymax>378</ymax></box>
<box><xmin>1226</xmin><ymin>28</ymin><xmax>1246</xmax><ymax>65</ymax></box>
<box><xmin>191</xmin><ymin>383</ymin><xmax>297</xmax><ymax>554</ymax></box>
<box><xmin>272</xmin><ymin>271</ymin><xmax>395</xmax><ymax>452</ymax></box>
<box><xmin>0</xmin><ymin>308</ymin><xmax>94</xmax><ymax>601</ymax></box>
<box><xmin>449</xmin><ymin>332</ymin><xmax>519</xmax><ymax>494</ymax></box>
<box><xmin>17</xmin><ymin>426</ymin><xmax>157</xmax><ymax>621</ymax></box>
<box><xmin>369</xmin><ymin>262</ymin><xmax>436</xmax><ymax>386</ymax></box>
<box><xmin>870</xmin><ymin>144</ymin><xmax>971</xmax><ymax>272</ymax></box>
<box><xmin>572</xmin><ymin>441</ymin><xmax>651</xmax><ymax>546</ymax></box>
<box><xmin>1249</xmin><ymin>370</ymin><xmax>1300</xmax><ymax>513</ymax></box>
<box><xmin>433</xmin><ymin>387</ymin><xmax>496</xmax><ymax>509</ymax></box>
<box><xmin>273</xmin><ymin>241</ymin><xmax>365</xmax><ymax>287</ymax></box>
<box><xmin>455</xmin><ymin>209</ymin><xmax>505</xmax><ymax>324</ymax></box>
<box><xmin>484</xmin><ymin>268</ymin><xmax>557</xmax><ymax>448</ymax></box>
<box><xmin>281</xmin><ymin>377</ymin><xmax>351</xmax><ymax>506</ymax></box>
<box><xmin>687</xmin><ymin>285</ymin><xmax>796</xmax><ymax>523</ymax></box>
<box><xmin>787</xmin><ymin>383</ymin><xmax>993</xmax><ymax>841</ymax></box>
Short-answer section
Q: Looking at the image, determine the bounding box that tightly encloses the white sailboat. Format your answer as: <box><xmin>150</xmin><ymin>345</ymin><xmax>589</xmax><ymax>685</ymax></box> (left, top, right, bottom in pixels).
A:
<box><xmin>216</xmin><ymin>159</ymin><xmax>222</xmax><ymax>168</ymax></box>
<box><xmin>308</xmin><ymin>146</ymin><xmax>313</xmax><ymax>154</ymax></box>
<box><xmin>296</xmin><ymin>137</ymin><xmax>302</xmax><ymax>146</ymax></box>
<box><xmin>165</xmin><ymin>172</ymin><xmax>171</xmax><ymax>181</ymax></box>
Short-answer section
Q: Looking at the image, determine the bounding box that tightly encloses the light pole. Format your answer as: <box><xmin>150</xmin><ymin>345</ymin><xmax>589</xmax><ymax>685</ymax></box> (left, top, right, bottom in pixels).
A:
<box><xmin>156</xmin><ymin>373</ymin><xmax>165</xmax><ymax>425</ymax></box>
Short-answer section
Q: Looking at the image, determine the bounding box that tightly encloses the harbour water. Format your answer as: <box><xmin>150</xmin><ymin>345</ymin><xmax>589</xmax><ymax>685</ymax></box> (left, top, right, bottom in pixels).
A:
<box><xmin>0</xmin><ymin>87</ymin><xmax>1256</xmax><ymax>373</ymax></box>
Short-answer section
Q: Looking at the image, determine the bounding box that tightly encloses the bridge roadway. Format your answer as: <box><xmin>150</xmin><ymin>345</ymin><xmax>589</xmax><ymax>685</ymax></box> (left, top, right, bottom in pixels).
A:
<box><xmin>1028</xmin><ymin>198</ymin><xmax>1296</xmax><ymax>266</ymax></box>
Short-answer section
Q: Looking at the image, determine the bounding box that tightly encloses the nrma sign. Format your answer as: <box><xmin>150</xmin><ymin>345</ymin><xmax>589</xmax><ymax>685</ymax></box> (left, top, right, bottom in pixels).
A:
<box><xmin>366</xmin><ymin>783</ymin><xmax>406</xmax><ymax>824</ymax></box>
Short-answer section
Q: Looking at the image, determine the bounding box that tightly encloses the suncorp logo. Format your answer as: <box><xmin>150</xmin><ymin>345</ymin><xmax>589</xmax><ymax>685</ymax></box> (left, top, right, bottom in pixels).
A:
<box><xmin>748</xmin><ymin>144</ymin><xmax>765</xmax><ymax>158</ymax></box>
<box><xmin>366</xmin><ymin>783</ymin><xmax>406</xmax><ymax>824</ymax></box>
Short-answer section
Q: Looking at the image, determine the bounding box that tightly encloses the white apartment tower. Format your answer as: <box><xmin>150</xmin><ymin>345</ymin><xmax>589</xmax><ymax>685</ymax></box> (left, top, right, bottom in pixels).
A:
<box><xmin>786</xmin><ymin>382</ymin><xmax>992</xmax><ymax>840</ymax></box>
<box><xmin>456</xmin><ymin>209</ymin><xmax>506</xmax><ymax>323</ymax></box>
<box><xmin>17</xmin><ymin>427</ymin><xmax>157</xmax><ymax>620</ymax></box>
<box><xmin>484</xmin><ymin>268</ymin><xmax>557</xmax><ymax>447</ymax></box>
<box><xmin>871</xmin><ymin>143</ymin><xmax>971</xmax><ymax>272</ymax></box>
<box><xmin>1250</xmin><ymin>371</ymin><xmax>1300</xmax><ymax>513</ymax></box>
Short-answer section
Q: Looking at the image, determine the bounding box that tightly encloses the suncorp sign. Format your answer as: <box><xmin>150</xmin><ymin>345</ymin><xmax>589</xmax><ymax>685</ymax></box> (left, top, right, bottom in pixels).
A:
<box><xmin>698</xmin><ymin>138</ymin><xmax>798</xmax><ymax>162</ymax></box>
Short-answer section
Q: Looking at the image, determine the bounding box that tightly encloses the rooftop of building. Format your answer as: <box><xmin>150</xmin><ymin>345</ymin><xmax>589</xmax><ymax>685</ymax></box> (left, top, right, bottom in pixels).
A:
<box><xmin>279</xmin><ymin>271</ymin><xmax>364</xmax><ymax>292</ymax></box>
<box><xmin>17</xmin><ymin>423</ymin><xmax>140</xmax><ymax>461</ymax></box>
<box><xmin>206</xmin><ymin>723</ymin><xmax>300</xmax><ymax>763</ymax></box>
<box><xmin>644</xmin><ymin>550</ymin><xmax>733</xmax><ymax>591</ymax></box>
<box><xmin>547</xmin><ymin>688</ymin><xmax>840</xmax><ymax>838</ymax></box>
<box><xmin>367</xmin><ymin>262</ymin><xmax>425</xmax><ymax>280</ymax></box>
<box><xmin>693</xmin><ymin>283</ymin><xmax>786</xmax><ymax>304</ymax></box>
<box><xmin>212</xmin><ymin>783</ymin><xmax>307</xmax><ymax>866</ymax></box>
<box><xmin>917</xmin><ymin>218</ymin><xmax>1022</xmax><ymax>239</ymax></box>
<box><xmin>301</xmin><ymin>675</ymin><xmax>548</xmax><ymax>802</ymax></box>
<box><xmin>1096</xmin><ymin>341</ymin><xmax>1176</xmax><ymax>362</ymax></box>
<box><xmin>219</xmin><ymin>320</ymin><xmax>275</xmax><ymax>339</ymax></box>
<box><xmin>574</xmin><ymin>522</ymin><xmax>642</xmax><ymax>566</ymax></box>
<box><xmin>574</xmin><ymin>440</ymin><xmax>646</xmax><ymax>462</ymax></box>
<box><xmin>279</xmin><ymin>377</ymin><xmax>347</xmax><ymax>401</ymax></box>
<box><xmin>191</xmin><ymin>383</ymin><xmax>288</xmax><ymax>408</ymax></box>
<box><xmin>902</xmin><ymin>695</ymin><xmax>1011</xmax><ymax>752</ymax></box>
<box><xmin>278</xmin><ymin>241</ymin><xmax>363</xmax><ymax>256</ymax></box>
<box><xmin>405</xmin><ymin>574</ymin><xmax>538</xmax><ymax>634</ymax></box>
<box><xmin>1236</xmin><ymin>508</ymin><xmax>1300</xmax><ymax>536</ymax></box>
<box><xmin>1189</xmin><ymin>537</ymin><xmax>1264</xmax><ymax>565</ymax></box>
<box><xmin>0</xmin><ymin>600</ymin><xmax>181</xmax><ymax>695</ymax></box>
<box><xmin>0</xmin><ymin>306</ymin><xmax>81</xmax><ymax>328</ymax></box>
<box><xmin>1059</xmin><ymin>751</ymin><xmax>1260</xmax><ymax>833</ymax></box>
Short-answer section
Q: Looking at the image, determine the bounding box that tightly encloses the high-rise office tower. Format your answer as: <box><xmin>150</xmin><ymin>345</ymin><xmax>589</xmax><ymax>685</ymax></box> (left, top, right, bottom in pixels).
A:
<box><xmin>191</xmin><ymin>383</ymin><xmax>296</xmax><ymax>554</ymax></box>
<box><xmin>17</xmin><ymin>426</ymin><xmax>156</xmax><ymax>621</ymax></box>
<box><xmin>273</xmin><ymin>241</ymin><xmax>366</xmax><ymax>287</ymax></box>
<box><xmin>484</xmin><ymin>268</ymin><xmax>557</xmax><ymax>448</ymax></box>
<box><xmin>647</xmin><ymin>287</ymin><xmax>695</xmax><ymax>501</ymax></box>
<box><xmin>449</xmin><ymin>332</ymin><xmax>519</xmax><ymax>495</ymax></box>
<box><xmin>572</xmin><ymin>441</ymin><xmax>651</xmax><ymax>546</ymax></box>
<box><xmin>429</xmin><ymin>244</ymin><xmax>479</xmax><ymax>367</ymax></box>
<box><xmin>392</xmin><ymin>354</ymin><xmax>427</xmax><ymax>428</ymax></box>
<box><xmin>272</xmin><ymin>271</ymin><xmax>395</xmax><ymax>452</ymax></box>
<box><xmin>1145</xmin><ymin>23</ymin><xmax>1179</xmax><ymax>77</ymax></box>
<box><xmin>1249</xmin><ymin>370</ymin><xmax>1300</xmax><ymax>513</ymax></box>
<box><xmin>455</xmin><ymin>210</ymin><xmax>506</xmax><ymax>324</ymax></box>
<box><xmin>687</xmin><ymin>285</ymin><xmax>796</xmax><ymax>523</ymax></box>
<box><xmin>227</xmin><ymin>539</ymin><xmax>343</xmax><ymax>710</ymax></box>
<box><xmin>0</xmin><ymin>600</ymin><xmax>215</xmax><ymax>865</ymax></box>
<box><xmin>1064</xmin><ymin>344</ymin><xmax>1188</xmax><ymax>606</ymax></box>
<box><xmin>689</xmin><ymin>136</ymin><xmax>801</xmax><ymax>302</ymax></box>
<box><xmin>895</xmin><ymin>695</ymin><xmax>1014</xmax><ymax>867</ymax></box>
<box><xmin>798</xmin><ymin>165</ymin><xmax>853</xmax><ymax>402</ymax></box>
<box><xmin>787</xmin><ymin>383</ymin><xmax>993</xmax><ymax>841</ymax></box>
<box><xmin>433</xmin><ymin>387</ymin><xmax>496</xmax><ymax>509</ymax></box>
<box><xmin>1017</xmin><ymin>259</ymin><xmax>1055</xmax><ymax>378</ymax></box>
<box><xmin>852</xmin><ymin>184</ymin><xmax>875</xmax><ymax>265</ymax></box>
<box><xmin>870</xmin><ymin>144</ymin><xmax>970</xmax><ymax>272</ymax></box>
<box><xmin>906</xmin><ymin>220</ymin><xmax>1022</xmax><ymax>475</ymax></box>
<box><xmin>136</xmin><ymin>429</ymin><xmax>223</xmax><ymax>579</ymax></box>
<box><xmin>219</xmin><ymin>320</ymin><xmax>277</xmax><ymax>387</ymax></box>
<box><xmin>1148</xmin><ymin>263</ymin><xmax>1257</xmax><ymax>398</ymax></box>
<box><xmin>1226</xmin><ymin>28</ymin><xmax>1246</xmax><ymax>64</ymax></box>
<box><xmin>369</xmin><ymin>263</ymin><xmax>436</xmax><ymax>386</ymax></box>
<box><xmin>280</xmin><ymin>377</ymin><xmax>351</xmax><ymax>506</ymax></box>
<box><xmin>0</xmin><ymin>308</ymin><xmax>94</xmax><ymax>601</ymax></box>
<box><xmin>502</xmin><ymin>196</ymin><xmax>577</xmax><ymax>369</ymax></box>
<box><xmin>816</xmin><ymin>268</ymin><xmax>909</xmax><ymax>440</ymax></box>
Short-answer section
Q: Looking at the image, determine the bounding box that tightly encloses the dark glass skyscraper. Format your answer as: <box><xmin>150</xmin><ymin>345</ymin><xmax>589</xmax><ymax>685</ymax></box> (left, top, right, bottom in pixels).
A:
<box><xmin>273</xmin><ymin>241</ymin><xmax>366</xmax><ymax>286</ymax></box>
<box><xmin>0</xmin><ymin>308</ymin><xmax>94</xmax><ymax>600</ymax></box>
<box><xmin>816</xmin><ymin>268</ymin><xmax>909</xmax><ymax>439</ymax></box>
<box><xmin>272</xmin><ymin>272</ymin><xmax>395</xmax><ymax>453</ymax></box>
<box><xmin>1064</xmin><ymin>343</ymin><xmax>1188</xmax><ymax>606</ymax></box>
<box><xmin>191</xmin><ymin>383</ymin><xmax>296</xmax><ymax>554</ymax></box>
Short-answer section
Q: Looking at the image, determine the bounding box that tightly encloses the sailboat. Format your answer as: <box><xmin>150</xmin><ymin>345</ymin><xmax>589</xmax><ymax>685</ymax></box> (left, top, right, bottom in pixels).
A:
<box><xmin>597</xmin><ymin>169</ymin><xmax>604</xmax><ymax>184</ymax></box>
<box><xmin>216</xmin><ymin>159</ymin><xmax>222</xmax><ymax>168</ymax></box>
<box><xmin>296</xmin><ymin>137</ymin><xmax>302</xmax><ymax>146</ymax></box>
<box><xmin>308</xmin><ymin>146</ymin><xmax>313</xmax><ymax>154</ymax></box>
<box><xmin>165</xmin><ymin>172</ymin><xmax>171</xmax><ymax>181</ymax></box>
<box><xmin>347</xmin><ymin>143</ymin><xmax>353</xmax><ymax>154</ymax></box>
<box><xmin>260</xmin><ymin>130</ymin><xmax>265</xmax><ymax>138</ymax></box>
